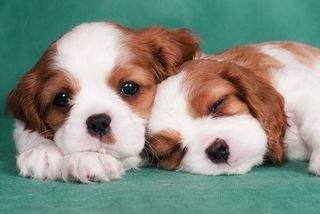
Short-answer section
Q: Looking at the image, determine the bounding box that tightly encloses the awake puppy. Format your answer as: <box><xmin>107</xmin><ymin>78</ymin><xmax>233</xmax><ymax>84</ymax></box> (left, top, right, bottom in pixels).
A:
<box><xmin>6</xmin><ymin>22</ymin><xmax>200</xmax><ymax>182</ymax></box>
<box><xmin>145</xmin><ymin>41</ymin><xmax>320</xmax><ymax>175</ymax></box>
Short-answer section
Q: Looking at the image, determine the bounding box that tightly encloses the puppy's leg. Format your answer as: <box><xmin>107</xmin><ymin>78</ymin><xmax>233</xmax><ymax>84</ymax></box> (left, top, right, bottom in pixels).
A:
<box><xmin>14</xmin><ymin>121</ymin><xmax>63</xmax><ymax>180</ymax></box>
<box><xmin>295</xmin><ymin>112</ymin><xmax>320</xmax><ymax>175</ymax></box>
<box><xmin>60</xmin><ymin>152</ymin><xmax>125</xmax><ymax>183</ymax></box>
<box><xmin>302</xmin><ymin>123</ymin><xmax>320</xmax><ymax>175</ymax></box>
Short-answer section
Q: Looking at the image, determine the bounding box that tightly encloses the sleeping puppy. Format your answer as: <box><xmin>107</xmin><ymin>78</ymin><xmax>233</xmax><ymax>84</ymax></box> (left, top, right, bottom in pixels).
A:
<box><xmin>145</xmin><ymin>41</ymin><xmax>320</xmax><ymax>175</ymax></box>
<box><xmin>5</xmin><ymin>22</ymin><xmax>200</xmax><ymax>182</ymax></box>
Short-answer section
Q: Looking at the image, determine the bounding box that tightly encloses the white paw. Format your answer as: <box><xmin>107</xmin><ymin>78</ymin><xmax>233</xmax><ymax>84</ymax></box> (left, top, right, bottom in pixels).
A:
<box><xmin>308</xmin><ymin>150</ymin><xmax>320</xmax><ymax>175</ymax></box>
<box><xmin>17</xmin><ymin>145</ymin><xmax>63</xmax><ymax>180</ymax></box>
<box><xmin>122</xmin><ymin>155</ymin><xmax>142</xmax><ymax>170</ymax></box>
<box><xmin>61</xmin><ymin>152</ymin><xmax>125</xmax><ymax>183</ymax></box>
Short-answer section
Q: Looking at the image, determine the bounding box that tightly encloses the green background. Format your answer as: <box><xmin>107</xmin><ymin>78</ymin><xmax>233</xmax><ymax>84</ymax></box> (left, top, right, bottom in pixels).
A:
<box><xmin>1</xmin><ymin>0</ymin><xmax>320</xmax><ymax>213</ymax></box>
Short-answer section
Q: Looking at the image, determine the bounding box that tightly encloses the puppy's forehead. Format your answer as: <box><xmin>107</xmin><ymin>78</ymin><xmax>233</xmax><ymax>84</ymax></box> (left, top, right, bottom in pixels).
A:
<box><xmin>55</xmin><ymin>22</ymin><xmax>126</xmax><ymax>81</ymax></box>
<box><xmin>149</xmin><ymin>60</ymin><xmax>231</xmax><ymax>133</ymax></box>
<box><xmin>181</xmin><ymin>60</ymin><xmax>223</xmax><ymax>79</ymax></box>
<box><xmin>148</xmin><ymin>71</ymin><xmax>194</xmax><ymax>139</ymax></box>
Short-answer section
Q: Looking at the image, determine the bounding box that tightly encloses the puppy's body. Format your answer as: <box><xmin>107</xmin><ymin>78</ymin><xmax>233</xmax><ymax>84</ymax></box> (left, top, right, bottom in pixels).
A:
<box><xmin>6</xmin><ymin>22</ymin><xmax>199</xmax><ymax>182</ymax></box>
<box><xmin>146</xmin><ymin>41</ymin><xmax>320</xmax><ymax>175</ymax></box>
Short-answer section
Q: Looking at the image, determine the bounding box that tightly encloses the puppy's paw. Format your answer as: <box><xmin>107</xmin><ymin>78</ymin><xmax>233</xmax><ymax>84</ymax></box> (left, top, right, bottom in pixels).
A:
<box><xmin>17</xmin><ymin>145</ymin><xmax>63</xmax><ymax>180</ymax></box>
<box><xmin>61</xmin><ymin>152</ymin><xmax>125</xmax><ymax>183</ymax></box>
<box><xmin>308</xmin><ymin>150</ymin><xmax>320</xmax><ymax>175</ymax></box>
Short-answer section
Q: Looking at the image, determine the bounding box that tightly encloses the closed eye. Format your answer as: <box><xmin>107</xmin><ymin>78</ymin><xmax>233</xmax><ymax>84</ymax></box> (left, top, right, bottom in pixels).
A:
<box><xmin>209</xmin><ymin>99</ymin><xmax>224</xmax><ymax>114</ymax></box>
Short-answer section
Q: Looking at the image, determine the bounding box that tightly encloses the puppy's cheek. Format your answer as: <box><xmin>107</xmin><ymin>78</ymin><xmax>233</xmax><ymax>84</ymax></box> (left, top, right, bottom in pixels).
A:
<box><xmin>226</xmin><ymin>119</ymin><xmax>268</xmax><ymax>166</ymax></box>
<box><xmin>109</xmin><ymin>111</ymin><xmax>146</xmax><ymax>157</ymax></box>
<box><xmin>54</xmin><ymin>124</ymin><xmax>95</xmax><ymax>154</ymax></box>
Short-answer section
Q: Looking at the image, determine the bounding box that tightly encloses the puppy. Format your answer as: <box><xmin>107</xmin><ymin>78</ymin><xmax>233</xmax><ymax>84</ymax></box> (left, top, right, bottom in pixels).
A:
<box><xmin>145</xmin><ymin>41</ymin><xmax>320</xmax><ymax>175</ymax></box>
<box><xmin>6</xmin><ymin>22</ymin><xmax>200</xmax><ymax>182</ymax></box>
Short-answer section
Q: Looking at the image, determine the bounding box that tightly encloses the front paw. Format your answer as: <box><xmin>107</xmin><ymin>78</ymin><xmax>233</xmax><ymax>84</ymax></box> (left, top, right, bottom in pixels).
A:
<box><xmin>17</xmin><ymin>145</ymin><xmax>63</xmax><ymax>180</ymax></box>
<box><xmin>61</xmin><ymin>152</ymin><xmax>125</xmax><ymax>183</ymax></box>
<box><xmin>308</xmin><ymin>150</ymin><xmax>320</xmax><ymax>175</ymax></box>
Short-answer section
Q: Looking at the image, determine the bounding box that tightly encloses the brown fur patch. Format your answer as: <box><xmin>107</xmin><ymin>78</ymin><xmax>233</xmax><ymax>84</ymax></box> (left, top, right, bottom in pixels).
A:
<box><xmin>39</xmin><ymin>70</ymin><xmax>79</xmax><ymax>137</ymax></box>
<box><xmin>275</xmin><ymin>41</ymin><xmax>320</xmax><ymax>65</ymax></box>
<box><xmin>108</xmin><ymin>64</ymin><xmax>157</xmax><ymax>119</ymax></box>
<box><xmin>207</xmin><ymin>44</ymin><xmax>282</xmax><ymax>82</ymax></box>
<box><xmin>182</xmin><ymin>60</ymin><xmax>287</xmax><ymax>165</ymax></box>
<box><xmin>144</xmin><ymin>130</ymin><xmax>187</xmax><ymax>169</ymax></box>
<box><xmin>182</xmin><ymin>61</ymin><xmax>250</xmax><ymax>118</ymax></box>
<box><xmin>5</xmin><ymin>43</ymin><xmax>79</xmax><ymax>139</ymax></box>
<box><xmin>120</xmin><ymin>24</ymin><xmax>201</xmax><ymax>82</ymax></box>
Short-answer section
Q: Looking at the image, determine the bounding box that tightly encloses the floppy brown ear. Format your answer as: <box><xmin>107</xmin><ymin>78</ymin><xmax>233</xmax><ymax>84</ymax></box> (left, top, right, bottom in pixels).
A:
<box><xmin>220</xmin><ymin>63</ymin><xmax>287</xmax><ymax>164</ymax></box>
<box><xmin>5</xmin><ymin>53</ymin><xmax>50</xmax><ymax>136</ymax></box>
<box><xmin>133</xmin><ymin>27</ymin><xmax>200</xmax><ymax>82</ymax></box>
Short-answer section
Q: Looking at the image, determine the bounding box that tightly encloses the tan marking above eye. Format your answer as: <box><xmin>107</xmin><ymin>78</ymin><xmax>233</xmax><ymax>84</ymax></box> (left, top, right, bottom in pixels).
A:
<box><xmin>40</xmin><ymin>70</ymin><xmax>79</xmax><ymax>108</ymax></box>
<box><xmin>208</xmin><ymin>95</ymin><xmax>249</xmax><ymax>118</ymax></box>
<box><xmin>107</xmin><ymin>64</ymin><xmax>157</xmax><ymax>118</ymax></box>
<box><xmin>208</xmin><ymin>98</ymin><xmax>225</xmax><ymax>115</ymax></box>
<box><xmin>39</xmin><ymin>70</ymin><xmax>79</xmax><ymax>137</ymax></box>
<box><xmin>181</xmin><ymin>60</ymin><xmax>250</xmax><ymax>118</ymax></box>
<box><xmin>108</xmin><ymin>65</ymin><xmax>155</xmax><ymax>92</ymax></box>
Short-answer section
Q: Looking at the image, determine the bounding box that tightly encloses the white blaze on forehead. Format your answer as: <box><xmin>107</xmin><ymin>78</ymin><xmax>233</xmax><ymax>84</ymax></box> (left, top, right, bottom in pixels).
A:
<box><xmin>148</xmin><ymin>71</ymin><xmax>195</xmax><ymax>139</ymax></box>
<box><xmin>55</xmin><ymin>22</ymin><xmax>125</xmax><ymax>86</ymax></box>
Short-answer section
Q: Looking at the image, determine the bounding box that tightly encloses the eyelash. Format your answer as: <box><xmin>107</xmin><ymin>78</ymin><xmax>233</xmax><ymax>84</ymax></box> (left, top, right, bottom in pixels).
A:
<box><xmin>209</xmin><ymin>99</ymin><xmax>224</xmax><ymax>113</ymax></box>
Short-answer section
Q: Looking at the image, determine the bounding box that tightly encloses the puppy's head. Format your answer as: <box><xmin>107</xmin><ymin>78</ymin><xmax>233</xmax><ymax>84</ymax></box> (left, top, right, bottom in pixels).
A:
<box><xmin>145</xmin><ymin>60</ymin><xmax>287</xmax><ymax>175</ymax></box>
<box><xmin>6</xmin><ymin>22</ymin><xmax>200</xmax><ymax>159</ymax></box>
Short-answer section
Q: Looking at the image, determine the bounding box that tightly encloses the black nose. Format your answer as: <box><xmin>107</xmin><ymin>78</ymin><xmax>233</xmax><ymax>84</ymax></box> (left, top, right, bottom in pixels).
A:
<box><xmin>205</xmin><ymin>138</ymin><xmax>229</xmax><ymax>164</ymax></box>
<box><xmin>86</xmin><ymin>114</ymin><xmax>111</xmax><ymax>137</ymax></box>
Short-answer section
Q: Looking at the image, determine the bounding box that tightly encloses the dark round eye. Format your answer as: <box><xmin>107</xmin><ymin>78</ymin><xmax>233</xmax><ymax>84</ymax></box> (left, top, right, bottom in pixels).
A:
<box><xmin>54</xmin><ymin>92</ymin><xmax>70</xmax><ymax>107</ymax></box>
<box><xmin>121</xmin><ymin>82</ymin><xmax>140</xmax><ymax>97</ymax></box>
<box><xmin>209</xmin><ymin>99</ymin><xmax>224</xmax><ymax>113</ymax></box>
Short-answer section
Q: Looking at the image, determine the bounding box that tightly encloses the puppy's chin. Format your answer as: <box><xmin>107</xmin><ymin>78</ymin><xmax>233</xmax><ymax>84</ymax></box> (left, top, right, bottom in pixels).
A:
<box><xmin>180</xmin><ymin>115</ymin><xmax>268</xmax><ymax>175</ymax></box>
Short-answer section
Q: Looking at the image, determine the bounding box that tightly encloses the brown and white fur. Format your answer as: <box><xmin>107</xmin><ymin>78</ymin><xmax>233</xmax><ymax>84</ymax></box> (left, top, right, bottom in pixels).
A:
<box><xmin>145</xmin><ymin>41</ymin><xmax>320</xmax><ymax>175</ymax></box>
<box><xmin>5</xmin><ymin>22</ymin><xmax>200</xmax><ymax>182</ymax></box>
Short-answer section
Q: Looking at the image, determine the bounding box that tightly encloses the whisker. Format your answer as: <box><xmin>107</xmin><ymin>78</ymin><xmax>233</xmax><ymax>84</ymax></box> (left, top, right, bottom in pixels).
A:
<box><xmin>144</xmin><ymin>136</ymin><xmax>161</xmax><ymax>168</ymax></box>
<box><xmin>38</xmin><ymin>128</ymin><xmax>58</xmax><ymax>138</ymax></box>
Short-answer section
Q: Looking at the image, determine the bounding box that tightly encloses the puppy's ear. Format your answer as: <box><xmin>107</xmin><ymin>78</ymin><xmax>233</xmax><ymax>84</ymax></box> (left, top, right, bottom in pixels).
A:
<box><xmin>220</xmin><ymin>63</ymin><xmax>287</xmax><ymax>164</ymax></box>
<box><xmin>134</xmin><ymin>27</ymin><xmax>200</xmax><ymax>82</ymax></box>
<box><xmin>5</xmin><ymin>51</ymin><xmax>51</xmax><ymax>136</ymax></box>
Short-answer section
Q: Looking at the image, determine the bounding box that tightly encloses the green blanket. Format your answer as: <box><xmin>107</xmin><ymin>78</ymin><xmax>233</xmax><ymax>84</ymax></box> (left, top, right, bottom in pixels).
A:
<box><xmin>1</xmin><ymin>0</ymin><xmax>320</xmax><ymax>213</ymax></box>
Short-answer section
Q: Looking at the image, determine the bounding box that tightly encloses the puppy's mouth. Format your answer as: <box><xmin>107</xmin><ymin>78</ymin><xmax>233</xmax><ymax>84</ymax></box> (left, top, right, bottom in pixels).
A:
<box><xmin>85</xmin><ymin>130</ymin><xmax>117</xmax><ymax>154</ymax></box>
<box><xmin>99</xmin><ymin>132</ymin><xmax>115</xmax><ymax>144</ymax></box>
<box><xmin>87</xmin><ymin>135</ymin><xmax>120</xmax><ymax>158</ymax></box>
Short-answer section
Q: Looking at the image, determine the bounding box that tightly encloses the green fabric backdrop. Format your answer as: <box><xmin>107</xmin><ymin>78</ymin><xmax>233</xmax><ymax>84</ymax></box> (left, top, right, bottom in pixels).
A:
<box><xmin>1</xmin><ymin>0</ymin><xmax>320</xmax><ymax>213</ymax></box>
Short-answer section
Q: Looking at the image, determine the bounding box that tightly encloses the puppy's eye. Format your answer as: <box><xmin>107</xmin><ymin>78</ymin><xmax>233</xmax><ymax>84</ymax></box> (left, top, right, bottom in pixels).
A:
<box><xmin>209</xmin><ymin>99</ymin><xmax>224</xmax><ymax>113</ymax></box>
<box><xmin>54</xmin><ymin>92</ymin><xmax>70</xmax><ymax>107</ymax></box>
<box><xmin>121</xmin><ymin>81</ymin><xmax>140</xmax><ymax>97</ymax></box>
